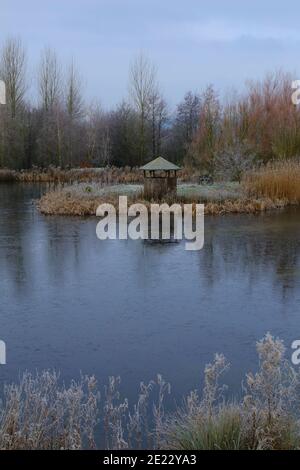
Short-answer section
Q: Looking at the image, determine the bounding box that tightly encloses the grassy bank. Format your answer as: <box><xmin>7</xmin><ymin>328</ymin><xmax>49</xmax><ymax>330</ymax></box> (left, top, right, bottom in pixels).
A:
<box><xmin>3</xmin><ymin>160</ymin><xmax>299</xmax><ymax>216</ymax></box>
<box><xmin>38</xmin><ymin>181</ymin><xmax>290</xmax><ymax>216</ymax></box>
<box><xmin>0</xmin><ymin>334</ymin><xmax>299</xmax><ymax>450</ymax></box>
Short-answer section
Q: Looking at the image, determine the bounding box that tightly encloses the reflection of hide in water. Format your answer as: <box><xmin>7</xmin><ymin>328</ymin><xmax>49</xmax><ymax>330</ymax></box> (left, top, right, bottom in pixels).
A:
<box><xmin>144</xmin><ymin>212</ymin><xmax>180</xmax><ymax>245</ymax></box>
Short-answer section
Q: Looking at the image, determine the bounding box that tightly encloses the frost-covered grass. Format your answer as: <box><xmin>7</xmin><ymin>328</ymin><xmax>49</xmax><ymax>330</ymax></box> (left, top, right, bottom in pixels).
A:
<box><xmin>178</xmin><ymin>182</ymin><xmax>242</xmax><ymax>202</ymax></box>
<box><xmin>43</xmin><ymin>181</ymin><xmax>240</xmax><ymax>199</ymax></box>
<box><xmin>59</xmin><ymin>182</ymin><xmax>143</xmax><ymax>198</ymax></box>
<box><xmin>159</xmin><ymin>333</ymin><xmax>300</xmax><ymax>450</ymax></box>
<box><xmin>0</xmin><ymin>334</ymin><xmax>300</xmax><ymax>450</ymax></box>
<box><xmin>50</xmin><ymin>182</ymin><xmax>241</xmax><ymax>201</ymax></box>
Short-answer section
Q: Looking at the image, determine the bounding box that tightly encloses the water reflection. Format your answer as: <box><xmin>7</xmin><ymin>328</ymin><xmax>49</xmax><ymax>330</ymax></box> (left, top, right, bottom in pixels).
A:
<box><xmin>200</xmin><ymin>211</ymin><xmax>300</xmax><ymax>297</ymax></box>
<box><xmin>0</xmin><ymin>183</ymin><xmax>299</xmax><ymax>403</ymax></box>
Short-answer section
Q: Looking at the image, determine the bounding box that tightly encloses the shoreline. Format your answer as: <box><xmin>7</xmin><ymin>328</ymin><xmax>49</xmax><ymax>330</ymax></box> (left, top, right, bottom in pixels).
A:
<box><xmin>2</xmin><ymin>161</ymin><xmax>299</xmax><ymax>217</ymax></box>
<box><xmin>37</xmin><ymin>183</ymin><xmax>293</xmax><ymax>216</ymax></box>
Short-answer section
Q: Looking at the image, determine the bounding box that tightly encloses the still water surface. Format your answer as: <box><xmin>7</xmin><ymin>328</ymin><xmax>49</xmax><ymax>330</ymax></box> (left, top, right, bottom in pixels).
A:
<box><xmin>0</xmin><ymin>183</ymin><xmax>299</xmax><ymax>402</ymax></box>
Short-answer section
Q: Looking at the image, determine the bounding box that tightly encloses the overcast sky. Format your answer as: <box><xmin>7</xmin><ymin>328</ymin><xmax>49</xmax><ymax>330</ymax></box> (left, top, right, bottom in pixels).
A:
<box><xmin>1</xmin><ymin>0</ymin><xmax>300</xmax><ymax>108</ymax></box>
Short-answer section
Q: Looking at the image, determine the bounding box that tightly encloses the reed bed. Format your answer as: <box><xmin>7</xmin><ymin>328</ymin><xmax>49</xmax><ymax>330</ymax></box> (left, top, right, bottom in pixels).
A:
<box><xmin>0</xmin><ymin>166</ymin><xmax>196</xmax><ymax>184</ymax></box>
<box><xmin>0</xmin><ymin>167</ymin><xmax>144</xmax><ymax>184</ymax></box>
<box><xmin>0</xmin><ymin>334</ymin><xmax>300</xmax><ymax>450</ymax></box>
<box><xmin>244</xmin><ymin>160</ymin><xmax>300</xmax><ymax>203</ymax></box>
<box><xmin>38</xmin><ymin>182</ymin><xmax>289</xmax><ymax>216</ymax></box>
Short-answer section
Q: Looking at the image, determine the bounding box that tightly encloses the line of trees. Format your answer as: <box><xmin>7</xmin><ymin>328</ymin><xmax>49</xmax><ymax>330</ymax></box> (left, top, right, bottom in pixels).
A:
<box><xmin>0</xmin><ymin>39</ymin><xmax>202</xmax><ymax>171</ymax></box>
<box><xmin>0</xmin><ymin>37</ymin><xmax>300</xmax><ymax>178</ymax></box>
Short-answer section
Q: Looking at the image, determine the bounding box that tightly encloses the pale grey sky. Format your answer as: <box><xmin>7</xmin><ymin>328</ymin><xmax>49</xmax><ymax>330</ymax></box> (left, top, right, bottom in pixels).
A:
<box><xmin>1</xmin><ymin>0</ymin><xmax>300</xmax><ymax>108</ymax></box>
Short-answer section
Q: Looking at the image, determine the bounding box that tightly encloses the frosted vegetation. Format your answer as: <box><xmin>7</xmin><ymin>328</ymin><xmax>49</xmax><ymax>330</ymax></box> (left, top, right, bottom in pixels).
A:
<box><xmin>1</xmin><ymin>334</ymin><xmax>300</xmax><ymax>450</ymax></box>
<box><xmin>38</xmin><ymin>160</ymin><xmax>300</xmax><ymax>216</ymax></box>
<box><xmin>55</xmin><ymin>182</ymin><xmax>241</xmax><ymax>202</ymax></box>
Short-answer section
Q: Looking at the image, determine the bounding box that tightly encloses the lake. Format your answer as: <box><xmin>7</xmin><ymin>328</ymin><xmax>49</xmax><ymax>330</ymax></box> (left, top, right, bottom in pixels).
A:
<box><xmin>0</xmin><ymin>183</ymin><xmax>299</xmax><ymax>404</ymax></box>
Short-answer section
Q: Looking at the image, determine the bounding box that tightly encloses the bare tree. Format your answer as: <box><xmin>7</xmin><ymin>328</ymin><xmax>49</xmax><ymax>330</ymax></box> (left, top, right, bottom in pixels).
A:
<box><xmin>99</xmin><ymin>126</ymin><xmax>111</xmax><ymax>166</ymax></box>
<box><xmin>65</xmin><ymin>60</ymin><xmax>84</xmax><ymax>121</ymax></box>
<box><xmin>84</xmin><ymin>104</ymin><xmax>112</xmax><ymax>166</ymax></box>
<box><xmin>175</xmin><ymin>91</ymin><xmax>201</xmax><ymax>144</ymax></box>
<box><xmin>109</xmin><ymin>101</ymin><xmax>140</xmax><ymax>166</ymax></box>
<box><xmin>0</xmin><ymin>37</ymin><xmax>27</xmax><ymax>118</ymax></box>
<box><xmin>64</xmin><ymin>60</ymin><xmax>84</xmax><ymax>166</ymax></box>
<box><xmin>38</xmin><ymin>47</ymin><xmax>61</xmax><ymax>111</ymax></box>
<box><xmin>149</xmin><ymin>89</ymin><xmax>168</xmax><ymax>158</ymax></box>
<box><xmin>188</xmin><ymin>85</ymin><xmax>221</xmax><ymax>172</ymax></box>
<box><xmin>0</xmin><ymin>37</ymin><xmax>28</xmax><ymax>168</ymax></box>
<box><xmin>129</xmin><ymin>53</ymin><xmax>156</xmax><ymax>164</ymax></box>
<box><xmin>37</xmin><ymin>48</ymin><xmax>64</xmax><ymax>166</ymax></box>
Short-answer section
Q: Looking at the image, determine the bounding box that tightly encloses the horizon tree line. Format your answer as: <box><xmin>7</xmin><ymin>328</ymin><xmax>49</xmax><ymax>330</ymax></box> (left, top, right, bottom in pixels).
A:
<box><xmin>0</xmin><ymin>36</ymin><xmax>300</xmax><ymax>180</ymax></box>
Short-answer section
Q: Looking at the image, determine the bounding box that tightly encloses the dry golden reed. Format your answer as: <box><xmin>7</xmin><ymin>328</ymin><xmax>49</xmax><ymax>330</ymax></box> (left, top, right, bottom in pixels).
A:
<box><xmin>243</xmin><ymin>160</ymin><xmax>300</xmax><ymax>203</ymax></box>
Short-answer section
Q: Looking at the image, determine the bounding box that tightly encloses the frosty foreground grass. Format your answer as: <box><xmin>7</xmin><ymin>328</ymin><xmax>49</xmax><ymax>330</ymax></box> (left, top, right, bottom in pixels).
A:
<box><xmin>1</xmin><ymin>334</ymin><xmax>300</xmax><ymax>450</ymax></box>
